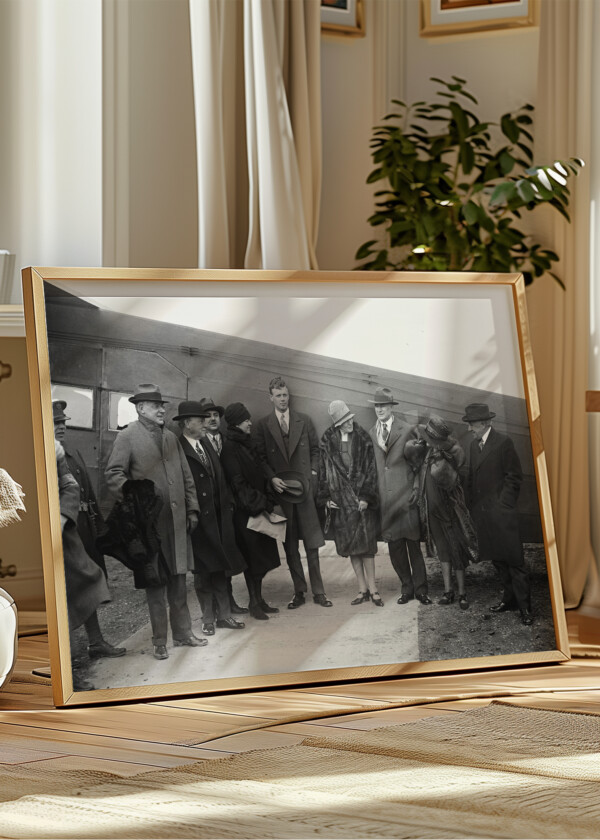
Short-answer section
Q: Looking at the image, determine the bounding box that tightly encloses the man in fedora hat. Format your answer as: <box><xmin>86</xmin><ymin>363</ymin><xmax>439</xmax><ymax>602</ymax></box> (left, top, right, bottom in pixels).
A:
<box><xmin>175</xmin><ymin>400</ymin><xmax>246</xmax><ymax>636</ymax></box>
<box><xmin>254</xmin><ymin>375</ymin><xmax>331</xmax><ymax>609</ymax></box>
<box><xmin>368</xmin><ymin>387</ymin><xmax>431</xmax><ymax>605</ymax></box>
<box><xmin>105</xmin><ymin>384</ymin><xmax>206</xmax><ymax>659</ymax></box>
<box><xmin>462</xmin><ymin>403</ymin><xmax>532</xmax><ymax>625</ymax></box>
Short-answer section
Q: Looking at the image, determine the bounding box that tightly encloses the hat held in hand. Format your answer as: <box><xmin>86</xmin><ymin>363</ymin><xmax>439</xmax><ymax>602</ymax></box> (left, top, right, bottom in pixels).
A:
<box><xmin>274</xmin><ymin>470</ymin><xmax>309</xmax><ymax>505</ymax></box>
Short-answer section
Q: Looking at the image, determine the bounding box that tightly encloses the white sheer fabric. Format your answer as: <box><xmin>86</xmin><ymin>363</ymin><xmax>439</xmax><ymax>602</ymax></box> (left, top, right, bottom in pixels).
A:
<box><xmin>189</xmin><ymin>0</ymin><xmax>321</xmax><ymax>270</ymax></box>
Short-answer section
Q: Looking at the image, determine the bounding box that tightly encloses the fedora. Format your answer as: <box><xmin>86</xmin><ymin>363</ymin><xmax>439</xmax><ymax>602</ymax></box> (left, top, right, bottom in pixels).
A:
<box><xmin>462</xmin><ymin>403</ymin><xmax>496</xmax><ymax>423</ymax></box>
<box><xmin>421</xmin><ymin>415</ymin><xmax>451</xmax><ymax>444</ymax></box>
<box><xmin>368</xmin><ymin>387</ymin><xmax>399</xmax><ymax>406</ymax></box>
<box><xmin>274</xmin><ymin>470</ymin><xmax>309</xmax><ymax>505</ymax></box>
<box><xmin>197</xmin><ymin>397</ymin><xmax>224</xmax><ymax>417</ymax></box>
<box><xmin>128</xmin><ymin>384</ymin><xmax>168</xmax><ymax>405</ymax></box>
<box><xmin>173</xmin><ymin>400</ymin><xmax>210</xmax><ymax>421</ymax></box>
<box><xmin>328</xmin><ymin>400</ymin><xmax>355</xmax><ymax>427</ymax></box>
<box><xmin>52</xmin><ymin>400</ymin><xmax>70</xmax><ymax>423</ymax></box>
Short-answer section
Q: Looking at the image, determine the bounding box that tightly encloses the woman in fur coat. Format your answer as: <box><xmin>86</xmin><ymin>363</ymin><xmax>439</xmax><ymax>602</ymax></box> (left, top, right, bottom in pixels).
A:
<box><xmin>317</xmin><ymin>400</ymin><xmax>382</xmax><ymax>606</ymax></box>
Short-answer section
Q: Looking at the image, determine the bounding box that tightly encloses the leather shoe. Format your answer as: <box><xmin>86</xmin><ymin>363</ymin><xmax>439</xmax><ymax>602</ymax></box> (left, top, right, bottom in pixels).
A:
<box><xmin>313</xmin><ymin>594</ymin><xmax>333</xmax><ymax>607</ymax></box>
<box><xmin>521</xmin><ymin>610</ymin><xmax>533</xmax><ymax>626</ymax></box>
<box><xmin>397</xmin><ymin>593</ymin><xmax>414</xmax><ymax>605</ymax></box>
<box><xmin>173</xmin><ymin>635</ymin><xmax>208</xmax><ymax>647</ymax></box>
<box><xmin>351</xmin><ymin>591</ymin><xmax>370</xmax><ymax>605</ymax></box>
<box><xmin>230</xmin><ymin>601</ymin><xmax>249</xmax><ymax>615</ymax></box>
<box><xmin>73</xmin><ymin>671</ymin><xmax>95</xmax><ymax>691</ymax></box>
<box><xmin>490</xmin><ymin>601</ymin><xmax>518</xmax><ymax>612</ymax></box>
<box><xmin>153</xmin><ymin>644</ymin><xmax>169</xmax><ymax>660</ymax></box>
<box><xmin>288</xmin><ymin>593</ymin><xmax>305</xmax><ymax>609</ymax></box>
<box><xmin>202</xmin><ymin>623</ymin><xmax>215</xmax><ymax>636</ymax></box>
<box><xmin>216</xmin><ymin>618</ymin><xmax>246</xmax><ymax>630</ymax></box>
<box><xmin>371</xmin><ymin>592</ymin><xmax>384</xmax><ymax>607</ymax></box>
<box><xmin>88</xmin><ymin>640</ymin><xmax>126</xmax><ymax>659</ymax></box>
<box><xmin>416</xmin><ymin>594</ymin><xmax>432</xmax><ymax>605</ymax></box>
<box><xmin>260</xmin><ymin>600</ymin><xmax>279</xmax><ymax>614</ymax></box>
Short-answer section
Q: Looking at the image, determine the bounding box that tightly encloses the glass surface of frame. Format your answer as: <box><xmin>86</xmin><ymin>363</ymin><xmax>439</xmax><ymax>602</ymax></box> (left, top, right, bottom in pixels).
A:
<box><xmin>22</xmin><ymin>267</ymin><xmax>568</xmax><ymax>707</ymax></box>
<box><xmin>420</xmin><ymin>0</ymin><xmax>539</xmax><ymax>37</ymax></box>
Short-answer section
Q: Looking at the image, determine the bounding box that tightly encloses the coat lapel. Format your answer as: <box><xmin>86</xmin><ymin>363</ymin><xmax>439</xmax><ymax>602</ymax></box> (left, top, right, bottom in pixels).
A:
<box><xmin>474</xmin><ymin>428</ymin><xmax>500</xmax><ymax>469</ymax></box>
<box><xmin>267</xmin><ymin>411</ymin><xmax>289</xmax><ymax>461</ymax></box>
<box><xmin>287</xmin><ymin>411</ymin><xmax>303</xmax><ymax>458</ymax></box>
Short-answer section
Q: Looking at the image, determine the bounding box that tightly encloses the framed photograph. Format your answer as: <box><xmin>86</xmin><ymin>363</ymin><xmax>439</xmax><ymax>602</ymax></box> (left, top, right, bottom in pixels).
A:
<box><xmin>321</xmin><ymin>0</ymin><xmax>365</xmax><ymax>37</ymax></box>
<box><xmin>420</xmin><ymin>0</ymin><xmax>539</xmax><ymax>38</ymax></box>
<box><xmin>23</xmin><ymin>267</ymin><xmax>568</xmax><ymax>707</ymax></box>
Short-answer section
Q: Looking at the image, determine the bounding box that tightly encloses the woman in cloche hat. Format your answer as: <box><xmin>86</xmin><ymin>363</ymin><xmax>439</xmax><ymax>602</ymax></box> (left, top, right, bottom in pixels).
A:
<box><xmin>406</xmin><ymin>415</ymin><xmax>478</xmax><ymax>611</ymax></box>
<box><xmin>220</xmin><ymin>403</ymin><xmax>281</xmax><ymax>621</ymax></box>
<box><xmin>316</xmin><ymin>400</ymin><xmax>382</xmax><ymax>606</ymax></box>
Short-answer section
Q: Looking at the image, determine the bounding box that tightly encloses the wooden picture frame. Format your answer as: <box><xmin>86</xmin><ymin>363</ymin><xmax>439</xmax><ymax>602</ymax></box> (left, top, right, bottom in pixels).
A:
<box><xmin>321</xmin><ymin>0</ymin><xmax>365</xmax><ymax>37</ymax></box>
<box><xmin>22</xmin><ymin>267</ymin><xmax>568</xmax><ymax>707</ymax></box>
<box><xmin>420</xmin><ymin>0</ymin><xmax>539</xmax><ymax>38</ymax></box>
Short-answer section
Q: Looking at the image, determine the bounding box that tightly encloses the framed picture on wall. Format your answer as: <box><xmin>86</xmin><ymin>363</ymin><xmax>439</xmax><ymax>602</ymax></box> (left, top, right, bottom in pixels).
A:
<box><xmin>23</xmin><ymin>267</ymin><xmax>568</xmax><ymax>706</ymax></box>
<box><xmin>321</xmin><ymin>0</ymin><xmax>365</xmax><ymax>37</ymax></box>
<box><xmin>420</xmin><ymin>0</ymin><xmax>539</xmax><ymax>38</ymax></box>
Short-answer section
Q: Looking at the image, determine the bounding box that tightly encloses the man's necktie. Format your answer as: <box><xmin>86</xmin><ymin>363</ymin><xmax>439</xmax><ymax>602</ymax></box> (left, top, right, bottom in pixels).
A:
<box><xmin>196</xmin><ymin>441</ymin><xmax>211</xmax><ymax>471</ymax></box>
<box><xmin>209</xmin><ymin>434</ymin><xmax>221</xmax><ymax>455</ymax></box>
<box><xmin>381</xmin><ymin>423</ymin><xmax>389</xmax><ymax>443</ymax></box>
<box><xmin>479</xmin><ymin>440</ymin><xmax>485</xmax><ymax>452</ymax></box>
<box><xmin>280</xmin><ymin>414</ymin><xmax>288</xmax><ymax>436</ymax></box>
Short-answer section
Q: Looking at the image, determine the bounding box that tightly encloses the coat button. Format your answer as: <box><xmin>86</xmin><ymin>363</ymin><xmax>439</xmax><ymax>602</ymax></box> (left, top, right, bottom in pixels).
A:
<box><xmin>172</xmin><ymin>502</ymin><xmax>177</xmax><ymax>507</ymax></box>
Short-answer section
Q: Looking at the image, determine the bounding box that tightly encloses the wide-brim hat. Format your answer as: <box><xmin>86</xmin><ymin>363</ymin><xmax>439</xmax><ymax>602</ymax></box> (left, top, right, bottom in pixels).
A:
<box><xmin>368</xmin><ymin>387</ymin><xmax>399</xmax><ymax>406</ymax></box>
<box><xmin>52</xmin><ymin>400</ymin><xmax>70</xmax><ymax>423</ymax></box>
<box><xmin>274</xmin><ymin>470</ymin><xmax>309</xmax><ymax>505</ymax></box>
<box><xmin>462</xmin><ymin>403</ymin><xmax>496</xmax><ymax>423</ymax></box>
<box><xmin>173</xmin><ymin>400</ymin><xmax>210</xmax><ymax>421</ymax></box>
<box><xmin>420</xmin><ymin>415</ymin><xmax>451</xmax><ymax>444</ymax></box>
<box><xmin>128</xmin><ymin>383</ymin><xmax>168</xmax><ymax>405</ymax></box>
<box><xmin>328</xmin><ymin>400</ymin><xmax>355</xmax><ymax>427</ymax></box>
<box><xmin>197</xmin><ymin>397</ymin><xmax>224</xmax><ymax>417</ymax></box>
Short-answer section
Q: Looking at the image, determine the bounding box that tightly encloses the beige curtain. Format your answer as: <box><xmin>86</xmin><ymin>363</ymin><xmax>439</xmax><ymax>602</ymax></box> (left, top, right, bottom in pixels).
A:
<box><xmin>189</xmin><ymin>0</ymin><xmax>321</xmax><ymax>270</ymax></box>
<box><xmin>527</xmin><ymin>0</ymin><xmax>596</xmax><ymax>608</ymax></box>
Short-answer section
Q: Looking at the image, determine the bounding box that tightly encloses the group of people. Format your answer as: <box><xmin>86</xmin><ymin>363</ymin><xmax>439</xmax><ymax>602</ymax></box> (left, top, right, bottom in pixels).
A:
<box><xmin>54</xmin><ymin>375</ymin><xmax>533</xmax><ymax>690</ymax></box>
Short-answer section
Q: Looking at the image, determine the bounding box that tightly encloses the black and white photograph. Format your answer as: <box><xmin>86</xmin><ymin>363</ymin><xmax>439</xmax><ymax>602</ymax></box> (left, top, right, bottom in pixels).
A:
<box><xmin>24</xmin><ymin>269</ymin><xmax>566</xmax><ymax>705</ymax></box>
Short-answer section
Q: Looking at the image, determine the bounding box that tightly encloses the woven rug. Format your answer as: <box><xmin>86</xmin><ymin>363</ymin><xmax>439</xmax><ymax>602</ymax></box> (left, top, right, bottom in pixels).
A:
<box><xmin>0</xmin><ymin>703</ymin><xmax>599</xmax><ymax>839</ymax></box>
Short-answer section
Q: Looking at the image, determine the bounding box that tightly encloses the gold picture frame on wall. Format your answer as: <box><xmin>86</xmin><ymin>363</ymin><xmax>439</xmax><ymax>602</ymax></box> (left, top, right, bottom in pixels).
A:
<box><xmin>321</xmin><ymin>0</ymin><xmax>365</xmax><ymax>37</ymax></box>
<box><xmin>420</xmin><ymin>0</ymin><xmax>539</xmax><ymax>38</ymax></box>
<box><xmin>23</xmin><ymin>267</ymin><xmax>568</xmax><ymax>707</ymax></box>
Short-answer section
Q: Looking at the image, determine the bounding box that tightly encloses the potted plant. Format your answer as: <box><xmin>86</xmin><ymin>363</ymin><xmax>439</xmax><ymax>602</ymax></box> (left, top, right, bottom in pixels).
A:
<box><xmin>356</xmin><ymin>77</ymin><xmax>583</xmax><ymax>286</ymax></box>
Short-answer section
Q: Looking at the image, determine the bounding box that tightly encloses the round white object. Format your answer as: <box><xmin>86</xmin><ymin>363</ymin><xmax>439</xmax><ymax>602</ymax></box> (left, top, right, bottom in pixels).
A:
<box><xmin>0</xmin><ymin>587</ymin><xmax>17</xmax><ymax>689</ymax></box>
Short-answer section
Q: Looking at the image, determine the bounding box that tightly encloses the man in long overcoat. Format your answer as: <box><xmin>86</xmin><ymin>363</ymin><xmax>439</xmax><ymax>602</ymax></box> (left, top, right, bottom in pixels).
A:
<box><xmin>175</xmin><ymin>400</ymin><xmax>246</xmax><ymax>636</ymax></box>
<box><xmin>254</xmin><ymin>376</ymin><xmax>330</xmax><ymax>609</ymax></box>
<box><xmin>368</xmin><ymin>387</ymin><xmax>431</xmax><ymax>605</ymax></box>
<box><xmin>462</xmin><ymin>403</ymin><xmax>532</xmax><ymax>625</ymax></box>
<box><xmin>105</xmin><ymin>384</ymin><xmax>206</xmax><ymax>659</ymax></box>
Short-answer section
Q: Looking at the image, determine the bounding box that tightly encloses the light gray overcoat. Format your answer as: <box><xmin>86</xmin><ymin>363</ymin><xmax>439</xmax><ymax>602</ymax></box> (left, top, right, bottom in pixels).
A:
<box><xmin>105</xmin><ymin>420</ymin><xmax>199</xmax><ymax>575</ymax></box>
<box><xmin>369</xmin><ymin>415</ymin><xmax>420</xmax><ymax>542</ymax></box>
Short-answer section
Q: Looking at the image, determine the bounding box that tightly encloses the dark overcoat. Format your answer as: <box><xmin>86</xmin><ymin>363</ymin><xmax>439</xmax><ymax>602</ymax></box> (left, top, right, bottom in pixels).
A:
<box><xmin>369</xmin><ymin>415</ymin><xmax>420</xmax><ymax>542</ymax></box>
<box><xmin>58</xmin><ymin>454</ymin><xmax>109</xmax><ymax>629</ymax></box>
<box><xmin>64</xmin><ymin>446</ymin><xmax>107</xmax><ymax>574</ymax></box>
<box><xmin>253</xmin><ymin>409</ymin><xmax>324</xmax><ymax>550</ymax></box>
<box><xmin>105</xmin><ymin>420</ymin><xmax>199</xmax><ymax>575</ymax></box>
<box><xmin>465</xmin><ymin>427</ymin><xmax>524</xmax><ymax>567</ymax></box>
<box><xmin>317</xmin><ymin>423</ymin><xmax>379</xmax><ymax>557</ymax></box>
<box><xmin>220</xmin><ymin>428</ymin><xmax>281</xmax><ymax>577</ymax></box>
<box><xmin>179</xmin><ymin>436</ymin><xmax>246</xmax><ymax>577</ymax></box>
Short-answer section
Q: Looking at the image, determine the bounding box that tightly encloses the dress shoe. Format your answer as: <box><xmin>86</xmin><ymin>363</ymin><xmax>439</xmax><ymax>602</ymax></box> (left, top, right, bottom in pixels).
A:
<box><xmin>371</xmin><ymin>592</ymin><xmax>384</xmax><ymax>607</ymax></box>
<box><xmin>313</xmin><ymin>594</ymin><xmax>333</xmax><ymax>607</ymax></box>
<box><xmin>521</xmin><ymin>610</ymin><xmax>533</xmax><ymax>626</ymax></box>
<box><xmin>73</xmin><ymin>671</ymin><xmax>95</xmax><ymax>691</ymax></box>
<box><xmin>437</xmin><ymin>591</ymin><xmax>455</xmax><ymax>605</ymax></box>
<box><xmin>153</xmin><ymin>644</ymin><xmax>169</xmax><ymax>660</ymax></box>
<box><xmin>458</xmin><ymin>593</ymin><xmax>469</xmax><ymax>610</ymax></box>
<box><xmin>416</xmin><ymin>594</ymin><xmax>432</xmax><ymax>605</ymax></box>
<box><xmin>230</xmin><ymin>600</ymin><xmax>249</xmax><ymax>615</ymax></box>
<box><xmin>173</xmin><ymin>635</ymin><xmax>208</xmax><ymax>647</ymax></box>
<box><xmin>288</xmin><ymin>593</ymin><xmax>305</xmax><ymax>609</ymax></box>
<box><xmin>490</xmin><ymin>601</ymin><xmax>518</xmax><ymax>612</ymax></box>
<box><xmin>397</xmin><ymin>593</ymin><xmax>414</xmax><ymax>605</ymax></box>
<box><xmin>202</xmin><ymin>623</ymin><xmax>215</xmax><ymax>636</ymax></box>
<box><xmin>88</xmin><ymin>639</ymin><xmax>126</xmax><ymax>659</ymax></box>
<box><xmin>216</xmin><ymin>617</ymin><xmax>246</xmax><ymax>629</ymax></box>
<box><xmin>351</xmin><ymin>591</ymin><xmax>370</xmax><ymax>605</ymax></box>
<box><xmin>260</xmin><ymin>600</ymin><xmax>279</xmax><ymax>614</ymax></box>
<box><xmin>249</xmin><ymin>603</ymin><xmax>269</xmax><ymax>620</ymax></box>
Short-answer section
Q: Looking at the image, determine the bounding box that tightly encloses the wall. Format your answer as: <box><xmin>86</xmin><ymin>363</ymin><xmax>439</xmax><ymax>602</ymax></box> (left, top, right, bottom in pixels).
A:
<box><xmin>317</xmin><ymin>0</ymin><xmax>540</xmax><ymax>270</ymax></box>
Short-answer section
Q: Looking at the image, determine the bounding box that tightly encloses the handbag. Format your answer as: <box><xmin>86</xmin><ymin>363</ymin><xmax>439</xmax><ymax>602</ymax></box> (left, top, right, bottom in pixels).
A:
<box><xmin>247</xmin><ymin>510</ymin><xmax>287</xmax><ymax>541</ymax></box>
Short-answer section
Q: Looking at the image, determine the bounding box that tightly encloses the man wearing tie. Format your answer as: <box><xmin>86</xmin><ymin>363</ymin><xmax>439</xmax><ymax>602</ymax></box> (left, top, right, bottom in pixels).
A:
<box><xmin>254</xmin><ymin>376</ymin><xmax>330</xmax><ymax>609</ymax></box>
<box><xmin>175</xmin><ymin>400</ymin><xmax>247</xmax><ymax>635</ymax></box>
<box><xmin>462</xmin><ymin>403</ymin><xmax>532</xmax><ymax>625</ymax></box>
<box><xmin>368</xmin><ymin>387</ymin><xmax>431</xmax><ymax>605</ymax></box>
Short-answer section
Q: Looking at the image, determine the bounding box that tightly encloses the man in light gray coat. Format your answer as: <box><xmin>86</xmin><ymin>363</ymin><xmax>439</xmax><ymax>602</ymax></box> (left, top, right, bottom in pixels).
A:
<box><xmin>368</xmin><ymin>387</ymin><xmax>431</xmax><ymax>605</ymax></box>
<box><xmin>105</xmin><ymin>384</ymin><xmax>207</xmax><ymax>659</ymax></box>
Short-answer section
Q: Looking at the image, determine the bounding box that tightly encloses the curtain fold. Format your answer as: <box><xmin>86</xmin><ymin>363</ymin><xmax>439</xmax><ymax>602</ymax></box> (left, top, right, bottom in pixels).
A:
<box><xmin>189</xmin><ymin>0</ymin><xmax>321</xmax><ymax>270</ymax></box>
<box><xmin>527</xmin><ymin>0</ymin><xmax>595</xmax><ymax>608</ymax></box>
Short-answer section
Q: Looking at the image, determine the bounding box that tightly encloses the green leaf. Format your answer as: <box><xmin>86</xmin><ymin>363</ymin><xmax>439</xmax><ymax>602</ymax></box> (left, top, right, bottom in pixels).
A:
<box><xmin>489</xmin><ymin>182</ymin><xmax>516</xmax><ymax>206</ymax></box>
<box><xmin>460</xmin><ymin>142</ymin><xmax>475</xmax><ymax>174</ymax></box>
<box><xmin>499</xmin><ymin>151</ymin><xmax>516</xmax><ymax>174</ymax></box>
<box><xmin>462</xmin><ymin>201</ymin><xmax>479</xmax><ymax>225</ymax></box>
<box><xmin>516</xmin><ymin>179</ymin><xmax>536</xmax><ymax>202</ymax></box>
<box><xmin>501</xmin><ymin>115</ymin><xmax>519</xmax><ymax>142</ymax></box>
<box><xmin>355</xmin><ymin>240</ymin><xmax>377</xmax><ymax>260</ymax></box>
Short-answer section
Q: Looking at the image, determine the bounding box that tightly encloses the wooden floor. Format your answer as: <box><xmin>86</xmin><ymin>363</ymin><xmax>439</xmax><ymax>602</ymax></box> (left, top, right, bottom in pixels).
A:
<box><xmin>1</xmin><ymin>611</ymin><xmax>600</xmax><ymax>779</ymax></box>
